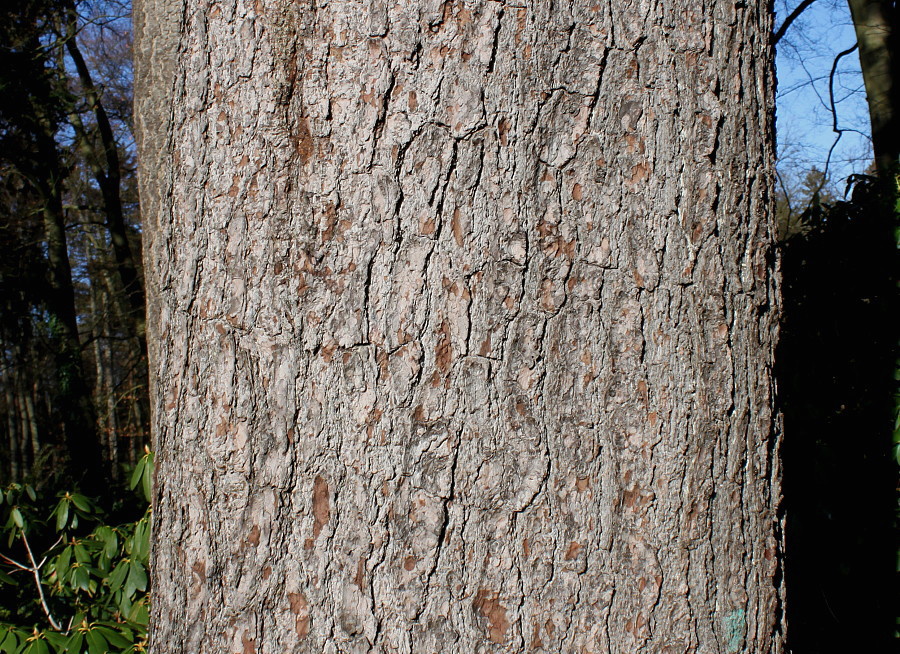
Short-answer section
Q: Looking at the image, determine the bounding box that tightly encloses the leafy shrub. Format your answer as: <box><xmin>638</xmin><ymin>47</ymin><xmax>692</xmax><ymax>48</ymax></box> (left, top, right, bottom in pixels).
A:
<box><xmin>0</xmin><ymin>450</ymin><xmax>153</xmax><ymax>653</ymax></box>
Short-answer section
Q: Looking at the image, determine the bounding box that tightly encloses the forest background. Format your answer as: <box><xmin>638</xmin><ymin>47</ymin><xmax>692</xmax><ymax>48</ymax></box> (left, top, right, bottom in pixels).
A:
<box><xmin>0</xmin><ymin>0</ymin><xmax>895</xmax><ymax>652</ymax></box>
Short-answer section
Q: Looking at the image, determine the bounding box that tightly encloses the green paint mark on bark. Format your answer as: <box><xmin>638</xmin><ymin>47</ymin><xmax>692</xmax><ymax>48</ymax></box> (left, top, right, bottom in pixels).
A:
<box><xmin>723</xmin><ymin>608</ymin><xmax>746</xmax><ymax>653</ymax></box>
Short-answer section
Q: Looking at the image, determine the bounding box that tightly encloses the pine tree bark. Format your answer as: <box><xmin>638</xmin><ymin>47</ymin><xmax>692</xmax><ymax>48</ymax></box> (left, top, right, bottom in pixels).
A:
<box><xmin>136</xmin><ymin>1</ymin><xmax>785</xmax><ymax>652</ymax></box>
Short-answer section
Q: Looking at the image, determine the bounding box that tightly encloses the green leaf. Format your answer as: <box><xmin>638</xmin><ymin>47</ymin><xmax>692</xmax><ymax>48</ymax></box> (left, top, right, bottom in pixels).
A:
<box><xmin>41</xmin><ymin>632</ymin><xmax>67</xmax><ymax>649</ymax></box>
<box><xmin>101</xmin><ymin>529</ymin><xmax>118</xmax><ymax>560</ymax></box>
<box><xmin>93</xmin><ymin>627</ymin><xmax>130</xmax><ymax>649</ymax></box>
<box><xmin>132</xmin><ymin>561</ymin><xmax>148</xmax><ymax>592</ymax></box>
<box><xmin>56</xmin><ymin>546</ymin><xmax>72</xmax><ymax>582</ymax></box>
<box><xmin>10</xmin><ymin>508</ymin><xmax>23</xmax><ymax>529</ymax></box>
<box><xmin>24</xmin><ymin>638</ymin><xmax>49</xmax><ymax>654</ymax></box>
<box><xmin>131</xmin><ymin>518</ymin><xmax>150</xmax><ymax>562</ymax></box>
<box><xmin>24</xmin><ymin>486</ymin><xmax>36</xmax><ymax>502</ymax></box>
<box><xmin>0</xmin><ymin>569</ymin><xmax>17</xmax><ymax>585</ymax></box>
<box><xmin>108</xmin><ymin>560</ymin><xmax>128</xmax><ymax>593</ymax></box>
<box><xmin>84</xmin><ymin>629</ymin><xmax>107</xmax><ymax>654</ymax></box>
<box><xmin>69</xmin><ymin>494</ymin><xmax>91</xmax><ymax>513</ymax></box>
<box><xmin>129</xmin><ymin>459</ymin><xmax>145</xmax><ymax>492</ymax></box>
<box><xmin>127</xmin><ymin>599</ymin><xmax>149</xmax><ymax>627</ymax></box>
<box><xmin>73</xmin><ymin>543</ymin><xmax>89</xmax><ymax>564</ymax></box>
<box><xmin>124</xmin><ymin>560</ymin><xmax>147</xmax><ymax>599</ymax></box>
<box><xmin>73</xmin><ymin>566</ymin><xmax>90</xmax><ymax>592</ymax></box>
<box><xmin>117</xmin><ymin>590</ymin><xmax>134</xmax><ymax>617</ymax></box>
<box><xmin>55</xmin><ymin>500</ymin><xmax>69</xmax><ymax>532</ymax></box>
<box><xmin>141</xmin><ymin>465</ymin><xmax>152</xmax><ymax>502</ymax></box>
<box><xmin>0</xmin><ymin>631</ymin><xmax>18</xmax><ymax>654</ymax></box>
<box><xmin>61</xmin><ymin>633</ymin><xmax>83</xmax><ymax>654</ymax></box>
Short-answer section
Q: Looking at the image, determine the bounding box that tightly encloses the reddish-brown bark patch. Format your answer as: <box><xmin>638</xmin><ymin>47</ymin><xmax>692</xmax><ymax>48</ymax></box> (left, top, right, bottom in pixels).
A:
<box><xmin>627</xmin><ymin>162</ymin><xmax>649</xmax><ymax>187</ymax></box>
<box><xmin>435</xmin><ymin>321</ymin><xmax>453</xmax><ymax>373</ymax></box>
<box><xmin>312</xmin><ymin>476</ymin><xmax>330</xmax><ymax>538</ymax></box>
<box><xmin>353</xmin><ymin>557</ymin><xmax>366</xmax><ymax>590</ymax></box>
<box><xmin>564</xmin><ymin>541</ymin><xmax>582</xmax><ymax>560</ymax></box>
<box><xmin>288</xmin><ymin>591</ymin><xmax>310</xmax><ymax>639</ymax></box>
<box><xmin>191</xmin><ymin>560</ymin><xmax>206</xmax><ymax>582</ymax></box>
<box><xmin>451</xmin><ymin>207</ymin><xmax>464</xmax><ymax>246</ymax></box>
<box><xmin>241</xmin><ymin>631</ymin><xmax>256</xmax><ymax>654</ymax></box>
<box><xmin>473</xmin><ymin>589</ymin><xmax>509</xmax><ymax>644</ymax></box>
<box><xmin>498</xmin><ymin>117</ymin><xmax>510</xmax><ymax>145</ymax></box>
<box><xmin>296</xmin><ymin>115</ymin><xmax>314</xmax><ymax>165</ymax></box>
<box><xmin>530</xmin><ymin>622</ymin><xmax>543</xmax><ymax>649</ymax></box>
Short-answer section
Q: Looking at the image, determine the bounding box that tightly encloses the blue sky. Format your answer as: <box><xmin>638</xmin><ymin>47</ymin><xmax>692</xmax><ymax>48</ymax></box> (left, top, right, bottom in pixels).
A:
<box><xmin>774</xmin><ymin>0</ymin><xmax>873</xmax><ymax>193</ymax></box>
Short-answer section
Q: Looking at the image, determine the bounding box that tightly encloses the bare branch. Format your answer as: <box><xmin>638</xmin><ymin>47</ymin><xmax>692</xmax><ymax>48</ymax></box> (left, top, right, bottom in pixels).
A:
<box><xmin>820</xmin><ymin>43</ymin><xmax>861</xmax><ymax>186</ymax></box>
<box><xmin>19</xmin><ymin>528</ymin><xmax>63</xmax><ymax>632</ymax></box>
<box><xmin>0</xmin><ymin>551</ymin><xmax>28</xmax><ymax>571</ymax></box>
<box><xmin>774</xmin><ymin>0</ymin><xmax>819</xmax><ymax>45</ymax></box>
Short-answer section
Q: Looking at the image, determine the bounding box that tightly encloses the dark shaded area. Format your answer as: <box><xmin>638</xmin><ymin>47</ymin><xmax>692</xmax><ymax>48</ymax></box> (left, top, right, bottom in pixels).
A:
<box><xmin>778</xmin><ymin>174</ymin><xmax>898</xmax><ymax>652</ymax></box>
<box><xmin>0</xmin><ymin>0</ymin><xmax>148</xmax><ymax>491</ymax></box>
<box><xmin>0</xmin><ymin>0</ymin><xmax>102</xmax><ymax>487</ymax></box>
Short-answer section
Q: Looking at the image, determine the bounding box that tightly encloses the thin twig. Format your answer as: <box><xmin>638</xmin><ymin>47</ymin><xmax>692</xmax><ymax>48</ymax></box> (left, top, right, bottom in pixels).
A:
<box><xmin>819</xmin><ymin>43</ymin><xmax>860</xmax><ymax>193</ymax></box>
<box><xmin>19</xmin><ymin>530</ymin><xmax>63</xmax><ymax>632</ymax></box>
<box><xmin>0</xmin><ymin>552</ymin><xmax>28</xmax><ymax>570</ymax></box>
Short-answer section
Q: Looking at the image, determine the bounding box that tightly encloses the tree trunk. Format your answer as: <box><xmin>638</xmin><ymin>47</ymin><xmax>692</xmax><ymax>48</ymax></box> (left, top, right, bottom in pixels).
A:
<box><xmin>89</xmin><ymin>268</ymin><xmax>121</xmax><ymax>480</ymax></box>
<box><xmin>3</xmin><ymin>374</ymin><xmax>21</xmax><ymax>481</ymax></box>
<box><xmin>848</xmin><ymin>0</ymin><xmax>900</xmax><ymax>173</ymax></box>
<box><xmin>102</xmin><ymin>333</ymin><xmax>121</xmax><ymax>479</ymax></box>
<box><xmin>13</xmin><ymin>383</ymin><xmax>31</xmax><ymax>464</ymax></box>
<box><xmin>22</xmin><ymin>380</ymin><xmax>40</xmax><ymax>462</ymax></box>
<box><xmin>136</xmin><ymin>1</ymin><xmax>785</xmax><ymax>652</ymax></box>
<box><xmin>30</xmin><ymin>82</ymin><xmax>104</xmax><ymax>488</ymax></box>
<box><xmin>64</xmin><ymin>9</ymin><xmax>148</xmax><ymax>348</ymax></box>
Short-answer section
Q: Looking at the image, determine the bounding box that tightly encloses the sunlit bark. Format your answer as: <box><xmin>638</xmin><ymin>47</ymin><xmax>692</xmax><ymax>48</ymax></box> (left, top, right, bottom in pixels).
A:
<box><xmin>137</xmin><ymin>1</ymin><xmax>785</xmax><ymax>651</ymax></box>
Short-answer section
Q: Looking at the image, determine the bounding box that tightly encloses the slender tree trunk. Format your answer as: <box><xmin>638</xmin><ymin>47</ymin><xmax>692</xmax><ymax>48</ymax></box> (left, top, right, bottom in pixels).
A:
<box><xmin>848</xmin><ymin>0</ymin><xmax>900</xmax><ymax>173</ymax></box>
<box><xmin>128</xmin><ymin>375</ymin><xmax>146</xmax><ymax>461</ymax></box>
<box><xmin>104</xmin><ymin>340</ymin><xmax>121</xmax><ymax>478</ymax></box>
<box><xmin>89</xmin><ymin>274</ymin><xmax>120</xmax><ymax>478</ymax></box>
<box><xmin>87</xmin><ymin>224</ymin><xmax>150</xmax><ymax>462</ymax></box>
<box><xmin>13</xmin><ymin>384</ymin><xmax>30</xmax><ymax>464</ymax></box>
<box><xmin>90</xmin><ymin>278</ymin><xmax>107</xmax><ymax>463</ymax></box>
<box><xmin>32</xmin><ymin>104</ymin><xmax>103</xmax><ymax>488</ymax></box>
<box><xmin>4</xmin><ymin>377</ymin><xmax>21</xmax><ymax>481</ymax></box>
<box><xmin>64</xmin><ymin>5</ymin><xmax>148</xmax><ymax>347</ymax></box>
<box><xmin>137</xmin><ymin>1</ymin><xmax>784</xmax><ymax>652</ymax></box>
<box><xmin>22</xmin><ymin>381</ymin><xmax>40</xmax><ymax>460</ymax></box>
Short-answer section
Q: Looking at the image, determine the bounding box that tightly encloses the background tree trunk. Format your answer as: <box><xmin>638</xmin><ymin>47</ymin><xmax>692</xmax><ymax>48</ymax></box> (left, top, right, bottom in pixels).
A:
<box><xmin>64</xmin><ymin>6</ymin><xmax>148</xmax><ymax>348</ymax></box>
<box><xmin>848</xmin><ymin>0</ymin><xmax>899</xmax><ymax>173</ymax></box>
<box><xmin>136</xmin><ymin>1</ymin><xmax>785</xmax><ymax>651</ymax></box>
<box><xmin>3</xmin><ymin>375</ymin><xmax>22</xmax><ymax>479</ymax></box>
